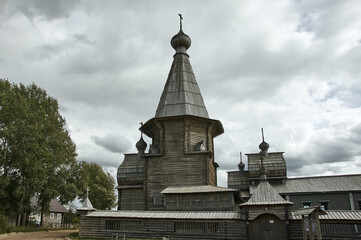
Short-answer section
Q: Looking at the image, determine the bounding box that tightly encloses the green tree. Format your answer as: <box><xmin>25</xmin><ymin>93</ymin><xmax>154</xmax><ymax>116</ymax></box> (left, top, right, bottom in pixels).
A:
<box><xmin>0</xmin><ymin>79</ymin><xmax>78</xmax><ymax>225</ymax></box>
<box><xmin>78</xmin><ymin>161</ymin><xmax>116</xmax><ymax>210</ymax></box>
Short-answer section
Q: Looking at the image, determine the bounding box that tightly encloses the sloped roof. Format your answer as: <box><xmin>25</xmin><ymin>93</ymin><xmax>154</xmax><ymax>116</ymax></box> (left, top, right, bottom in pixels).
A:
<box><xmin>241</xmin><ymin>180</ymin><xmax>293</xmax><ymax>206</ymax></box>
<box><xmin>30</xmin><ymin>197</ymin><xmax>68</xmax><ymax>213</ymax></box>
<box><xmin>77</xmin><ymin>196</ymin><xmax>96</xmax><ymax>211</ymax></box>
<box><xmin>87</xmin><ymin>210</ymin><xmax>240</xmax><ymax>220</ymax></box>
<box><xmin>292</xmin><ymin>206</ymin><xmax>326</xmax><ymax>216</ymax></box>
<box><xmin>161</xmin><ymin>185</ymin><xmax>238</xmax><ymax>194</ymax></box>
<box><xmin>155</xmin><ymin>34</ymin><xmax>209</xmax><ymax>119</ymax></box>
<box><xmin>290</xmin><ymin>210</ymin><xmax>361</xmax><ymax>221</ymax></box>
<box><xmin>270</xmin><ymin>174</ymin><xmax>361</xmax><ymax>194</ymax></box>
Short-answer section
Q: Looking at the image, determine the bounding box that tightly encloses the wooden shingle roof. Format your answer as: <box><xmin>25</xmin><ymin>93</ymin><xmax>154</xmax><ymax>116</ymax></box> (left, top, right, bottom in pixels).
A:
<box><xmin>87</xmin><ymin>210</ymin><xmax>240</xmax><ymax>220</ymax></box>
<box><xmin>241</xmin><ymin>180</ymin><xmax>293</xmax><ymax>206</ymax></box>
<box><xmin>271</xmin><ymin>174</ymin><xmax>361</xmax><ymax>194</ymax></box>
<box><xmin>155</xmin><ymin>31</ymin><xmax>209</xmax><ymax>119</ymax></box>
<box><xmin>290</xmin><ymin>210</ymin><xmax>361</xmax><ymax>221</ymax></box>
<box><xmin>161</xmin><ymin>185</ymin><xmax>238</xmax><ymax>194</ymax></box>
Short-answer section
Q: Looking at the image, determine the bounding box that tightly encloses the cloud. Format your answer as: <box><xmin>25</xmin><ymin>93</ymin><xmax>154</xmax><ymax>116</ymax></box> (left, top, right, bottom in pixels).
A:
<box><xmin>16</xmin><ymin>0</ymin><xmax>80</xmax><ymax>21</ymax></box>
<box><xmin>1</xmin><ymin>0</ymin><xmax>361</xmax><ymax>187</ymax></box>
<box><xmin>92</xmin><ymin>134</ymin><xmax>132</xmax><ymax>154</ymax></box>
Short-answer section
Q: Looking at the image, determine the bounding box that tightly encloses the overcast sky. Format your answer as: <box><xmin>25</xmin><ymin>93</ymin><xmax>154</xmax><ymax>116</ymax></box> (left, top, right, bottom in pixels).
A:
<box><xmin>1</xmin><ymin>0</ymin><xmax>361</xmax><ymax>187</ymax></box>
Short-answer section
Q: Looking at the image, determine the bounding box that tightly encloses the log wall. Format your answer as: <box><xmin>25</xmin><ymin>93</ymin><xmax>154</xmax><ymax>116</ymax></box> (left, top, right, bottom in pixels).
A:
<box><xmin>80</xmin><ymin>217</ymin><xmax>247</xmax><ymax>240</ymax></box>
<box><xmin>145</xmin><ymin>117</ymin><xmax>218</xmax><ymax>210</ymax></box>
<box><xmin>120</xmin><ymin>188</ymin><xmax>145</xmax><ymax>210</ymax></box>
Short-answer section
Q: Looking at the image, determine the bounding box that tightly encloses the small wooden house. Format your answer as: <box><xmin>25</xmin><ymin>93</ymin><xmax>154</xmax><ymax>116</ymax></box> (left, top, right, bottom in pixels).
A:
<box><xmin>30</xmin><ymin>198</ymin><xmax>68</xmax><ymax>227</ymax></box>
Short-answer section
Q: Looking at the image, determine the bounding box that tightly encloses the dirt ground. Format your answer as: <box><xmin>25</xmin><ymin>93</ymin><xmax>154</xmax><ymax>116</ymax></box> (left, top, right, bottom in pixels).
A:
<box><xmin>0</xmin><ymin>230</ymin><xmax>77</xmax><ymax>240</ymax></box>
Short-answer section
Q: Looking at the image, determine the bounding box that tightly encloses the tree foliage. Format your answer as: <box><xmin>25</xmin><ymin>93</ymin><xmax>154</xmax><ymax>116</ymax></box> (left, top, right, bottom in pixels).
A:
<box><xmin>0</xmin><ymin>79</ymin><xmax>78</xmax><ymax>220</ymax></box>
<box><xmin>0</xmin><ymin>79</ymin><xmax>116</xmax><ymax>223</ymax></box>
<box><xmin>78</xmin><ymin>161</ymin><xmax>116</xmax><ymax>210</ymax></box>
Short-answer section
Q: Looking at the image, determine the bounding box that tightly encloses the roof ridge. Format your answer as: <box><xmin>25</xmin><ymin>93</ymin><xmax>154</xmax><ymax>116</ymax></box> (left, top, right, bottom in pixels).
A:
<box><xmin>287</xmin><ymin>173</ymin><xmax>361</xmax><ymax>180</ymax></box>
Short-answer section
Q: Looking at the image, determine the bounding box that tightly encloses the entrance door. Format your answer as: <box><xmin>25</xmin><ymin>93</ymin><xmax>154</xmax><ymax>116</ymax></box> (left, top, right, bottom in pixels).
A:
<box><xmin>250</xmin><ymin>214</ymin><xmax>286</xmax><ymax>240</ymax></box>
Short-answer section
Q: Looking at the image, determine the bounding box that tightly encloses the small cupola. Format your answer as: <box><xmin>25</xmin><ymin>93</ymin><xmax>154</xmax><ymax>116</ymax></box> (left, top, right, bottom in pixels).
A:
<box><xmin>170</xmin><ymin>14</ymin><xmax>191</xmax><ymax>55</ymax></box>
<box><xmin>136</xmin><ymin>133</ymin><xmax>147</xmax><ymax>160</ymax></box>
<box><xmin>259</xmin><ymin>128</ymin><xmax>269</xmax><ymax>159</ymax></box>
<box><xmin>136</xmin><ymin>135</ymin><xmax>147</xmax><ymax>151</ymax></box>
<box><xmin>238</xmin><ymin>152</ymin><xmax>245</xmax><ymax>172</ymax></box>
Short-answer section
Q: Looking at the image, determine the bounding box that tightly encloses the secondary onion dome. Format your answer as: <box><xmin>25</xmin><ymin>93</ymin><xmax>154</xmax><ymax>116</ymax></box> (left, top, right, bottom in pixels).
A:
<box><xmin>171</xmin><ymin>30</ymin><xmax>191</xmax><ymax>50</ymax></box>
<box><xmin>238</xmin><ymin>152</ymin><xmax>245</xmax><ymax>172</ymax></box>
<box><xmin>136</xmin><ymin>135</ymin><xmax>147</xmax><ymax>150</ymax></box>
<box><xmin>259</xmin><ymin>140</ymin><xmax>269</xmax><ymax>151</ymax></box>
<box><xmin>238</xmin><ymin>161</ymin><xmax>245</xmax><ymax>172</ymax></box>
<box><xmin>259</xmin><ymin>128</ymin><xmax>269</xmax><ymax>151</ymax></box>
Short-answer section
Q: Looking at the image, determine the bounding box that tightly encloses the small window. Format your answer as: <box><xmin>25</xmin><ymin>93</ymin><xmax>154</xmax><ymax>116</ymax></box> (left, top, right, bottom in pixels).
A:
<box><xmin>50</xmin><ymin>213</ymin><xmax>54</xmax><ymax>219</ymax></box>
<box><xmin>153</xmin><ymin>195</ymin><xmax>164</xmax><ymax>206</ymax></box>
<box><xmin>320</xmin><ymin>201</ymin><xmax>330</xmax><ymax>210</ymax></box>
<box><xmin>357</xmin><ymin>200</ymin><xmax>361</xmax><ymax>210</ymax></box>
<box><xmin>175</xmin><ymin>222</ymin><xmax>218</xmax><ymax>234</ymax></box>
<box><xmin>302</xmin><ymin>201</ymin><xmax>312</xmax><ymax>208</ymax></box>
<box><xmin>57</xmin><ymin>213</ymin><xmax>61</xmax><ymax>219</ymax></box>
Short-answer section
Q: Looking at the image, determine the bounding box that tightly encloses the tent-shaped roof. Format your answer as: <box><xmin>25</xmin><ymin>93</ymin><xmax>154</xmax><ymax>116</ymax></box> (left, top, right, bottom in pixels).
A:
<box><xmin>241</xmin><ymin>180</ymin><xmax>293</xmax><ymax>206</ymax></box>
<box><xmin>155</xmin><ymin>30</ymin><xmax>209</xmax><ymax>119</ymax></box>
<box><xmin>77</xmin><ymin>190</ymin><xmax>96</xmax><ymax>212</ymax></box>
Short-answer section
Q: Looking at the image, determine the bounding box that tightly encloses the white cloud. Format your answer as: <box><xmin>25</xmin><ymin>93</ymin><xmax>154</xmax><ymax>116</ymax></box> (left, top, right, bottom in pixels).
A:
<box><xmin>1</xmin><ymin>0</ymin><xmax>360</xmax><ymax>189</ymax></box>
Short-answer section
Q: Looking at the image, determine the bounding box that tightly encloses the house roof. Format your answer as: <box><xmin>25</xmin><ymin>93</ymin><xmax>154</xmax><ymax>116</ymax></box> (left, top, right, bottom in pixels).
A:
<box><xmin>268</xmin><ymin>174</ymin><xmax>361</xmax><ymax>194</ymax></box>
<box><xmin>87</xmin><ymin>210</ymin><xmax>240</xmax><ymax>220</ymax></box>
<box><xmin>241</xmin><ymin>180</ymin><xmax>293</xmax><ymax>206</ymax></box>
<box><xmin>155</xmin><ymin>30</ymin><xmax>209</xmax><ymax>119</ymax></box>
<box><xmin>161</xmin><ymin>185</ymin><xmax>239</xmax><ymax>194</ymax></box>
<box><xmin>30</xmin><ymin>197</ymin><xmax>68</xmax><ymax>213</ymax></box>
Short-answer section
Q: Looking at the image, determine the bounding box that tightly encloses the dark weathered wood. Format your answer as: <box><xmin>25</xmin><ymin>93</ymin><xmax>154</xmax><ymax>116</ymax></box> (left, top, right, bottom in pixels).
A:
<box><xmin>141</xmin><ymin>116</ymin><xmax>220</xmax><ymax>210</ymax></box>
<box><xmin>164</xmin><ymin>192</ymin><xmax>236</xmax><ymax>211</ymax></box>
<box><xmin>80</xmin><ymin>217</ymin><xmax>247</xmax><ymax>240</ymax></box>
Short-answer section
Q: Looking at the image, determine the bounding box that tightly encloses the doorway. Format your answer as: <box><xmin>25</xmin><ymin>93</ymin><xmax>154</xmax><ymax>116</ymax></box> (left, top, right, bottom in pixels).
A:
<box><xmin>250</xmin><ymin>213</ymin><xmax>286</xmax><ymax>240</ymax></box>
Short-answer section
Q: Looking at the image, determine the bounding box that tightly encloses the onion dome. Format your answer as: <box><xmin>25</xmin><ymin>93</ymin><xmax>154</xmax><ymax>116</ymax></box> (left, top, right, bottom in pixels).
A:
<box><xmin>136</xmin><ymin>135</ymin><xmax>147</xmax><ymax>150</ymax></box>
<box><xmin>259</xmin><ymin>140</ymin><xmax>269</xmax><ymax>151</ymax></box>
<box><xmin>238</xmin><ymin>161</ymin><xmax>245</xmax><ymax>171</ymax></box>
<box><xmin>171</xmin><ymin>30</ymin><xmax>191</xmax><ymax>50</ymax></box>
<box><xmin>259</xmin><ymin>128</ymin><xmax>269</xmax><ymax>151</ymax></box>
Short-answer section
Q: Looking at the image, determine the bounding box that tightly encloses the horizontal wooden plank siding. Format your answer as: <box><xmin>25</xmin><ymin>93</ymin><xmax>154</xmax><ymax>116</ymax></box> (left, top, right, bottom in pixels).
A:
<box><xmin>80</xmin><ymin>217</ymin><xmax>247</xmax><ymax>240</ymax></box>
<box><xmin>120</xmin><ymin>188</ymin><xmax>145</xmax><ymax>210</ymax></box>
<box><xmin>145</xmin><ymin>118</ymin><xmax>218</xmax><ymax>210</ymax></box>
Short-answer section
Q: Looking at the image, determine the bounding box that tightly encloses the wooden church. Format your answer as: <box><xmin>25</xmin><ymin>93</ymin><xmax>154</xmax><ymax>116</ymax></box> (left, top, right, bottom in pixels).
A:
<box><xmin>79</xmin><ymin>19</ymin><xmax>361</xmax><ymax>240</ymax></box>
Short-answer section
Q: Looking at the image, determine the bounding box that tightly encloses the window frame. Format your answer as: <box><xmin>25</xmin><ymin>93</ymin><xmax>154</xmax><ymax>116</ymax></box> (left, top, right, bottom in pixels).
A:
<box><xmin>319</xmin><ymin>200</ymin><xmax>330</xmax><ymax>210</ymax></box>
<box><xmin>50</xmin><ymin>213</ymin><xmax>54</xmax><ymax>219</ymax></box>
<box><xmin>302</xmin><ymin>201</ymin><xmax>312</xmax><ymax>208</ymax></box>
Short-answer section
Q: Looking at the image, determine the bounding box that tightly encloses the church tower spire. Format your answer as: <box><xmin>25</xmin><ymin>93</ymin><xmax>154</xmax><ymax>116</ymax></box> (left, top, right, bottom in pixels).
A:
<box><xmin>155</xmin><ymin>16</ymin><xmax>209</xmax><ymax>118</ymax></box>
<box><xmin>138</xmin><ymin>16</ymin><xmax>224</xmax><ymax>210</ymax></box>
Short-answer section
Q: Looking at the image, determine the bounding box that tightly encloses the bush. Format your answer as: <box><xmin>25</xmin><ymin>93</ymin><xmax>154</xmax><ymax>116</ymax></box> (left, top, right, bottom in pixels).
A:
<box><xmin>0</xmin><ymin>215</ymin><xmax>13</xmax><ymax>234</ymax></box>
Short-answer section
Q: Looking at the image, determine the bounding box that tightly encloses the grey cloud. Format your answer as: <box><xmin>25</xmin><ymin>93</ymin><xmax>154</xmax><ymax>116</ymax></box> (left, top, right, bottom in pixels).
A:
<box><xmin>78</xmin><ymin>154</ymin><xmax>120</xmax><ymax>169</ymax></box>
<box><xmin>26</xmin><ymin>33</ymin><xmax>95</xmax><ymax>61</ymax></box>
<box><xmin>92</xmin><ymin>134</ymin><xmax>132</xmax><ymax>154</ymax></box>
<box><xmin>17</xmin><ymin>0</ymin><xmax>80</xmax><ymax>21</ymax></box>
<box><xmin>72</xmin><ymin>33</ymin><xmax>95</xmax><ymax>45</ymax></box>
<box><xmin>286</xmin><ymin>127</ymin><xmax>361</xmax><ymax>174</ymax></box>
<box><xmin>285</xmin><ymin>156</ymin><xmax>305</xmax><ymax>174</ymax></box>
<box><xmin>297</xmin><ymin>13</ymin><xmax>313</xmax><ymax>33</ymax></box>
<box><xmin>1</xmin><ymin>0</ymin><xmax>361</xmax><ymax>185</ymax></box>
